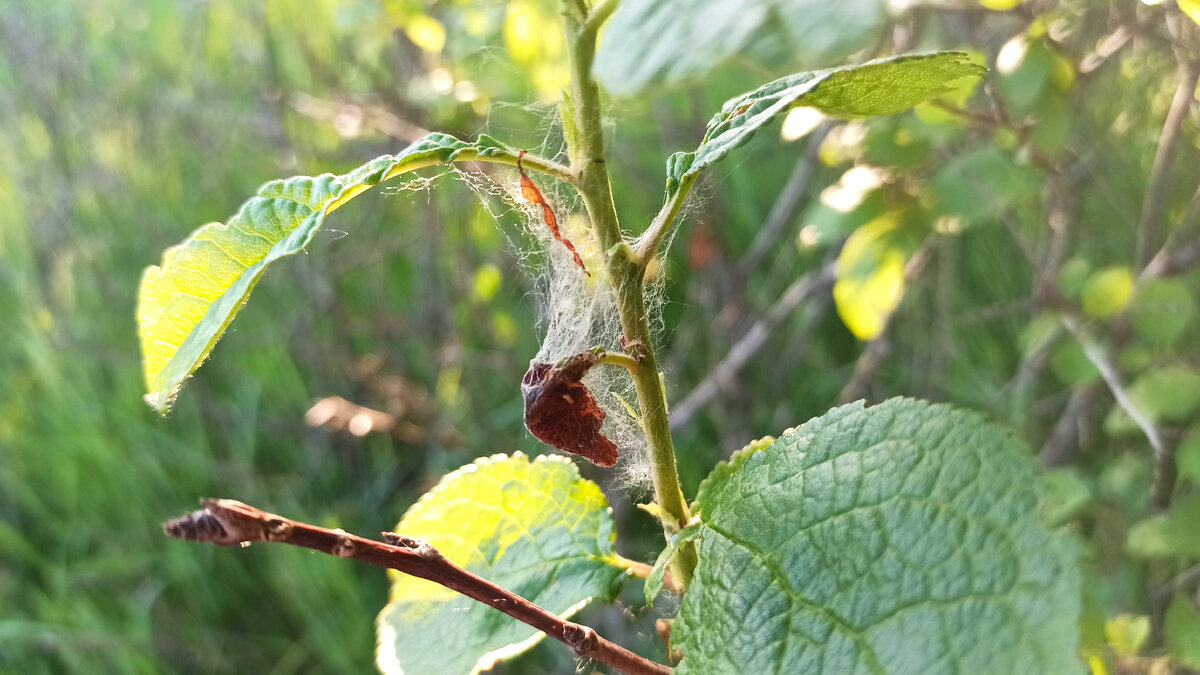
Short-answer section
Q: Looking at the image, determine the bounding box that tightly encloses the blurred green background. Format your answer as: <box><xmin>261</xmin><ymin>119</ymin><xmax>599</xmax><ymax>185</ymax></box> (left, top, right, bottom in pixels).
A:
<box><xmin>2</xmin><ymin>0</ymin><xmax>1199</xmax><ymax>672</ymax></box>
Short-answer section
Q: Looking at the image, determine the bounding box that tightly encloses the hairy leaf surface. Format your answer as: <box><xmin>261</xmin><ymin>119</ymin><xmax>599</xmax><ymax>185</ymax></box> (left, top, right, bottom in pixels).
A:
<box><xmin>137</xmin><ymin>133</ymin><xmax>515</xmax><ymax>413</ymax></box>
<box><xmin>376</xmin><ymin>452</ymin><xmax>626</xmax><ymax>675</ymax></box>
<box><xmin>663</xmin><ymin>52</ymin><xmax>986</xmax><ymax>200</ymax></box>
<box><xmin>674</xmin><ymin>399</ymin><xmax>1082</xmax><ymax>674</ymax></box>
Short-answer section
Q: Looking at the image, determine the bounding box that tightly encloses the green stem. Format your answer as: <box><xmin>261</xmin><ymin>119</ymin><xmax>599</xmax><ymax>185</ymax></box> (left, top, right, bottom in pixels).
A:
<box><xmin>636</xmin><ymin>172</ymin><xmax>698</xmax><ymax>262</ymax></box>
<box><xmin>460</xmin><ymin>150</ymin><xmax>576</xmax><ymax>187</ymax></box>
<box><xmin>559</xmin><ymin>0</ymin><xmax>698</xmax><ymax>589</ymax></box>
<box><xmin>596</xmin><ymin>350</ymin><xmax>641</xmax><ymax>374</ymax></box>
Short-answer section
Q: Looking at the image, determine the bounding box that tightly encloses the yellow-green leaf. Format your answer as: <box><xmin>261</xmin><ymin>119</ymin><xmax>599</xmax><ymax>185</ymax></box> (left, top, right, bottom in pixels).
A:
<box><xmin>376</xmin><ymin>452</ymin><xmax>626</xmax><ymax>675</ymax></box>
<box><xmin>834</xmin><ymin>213</ymin><xmax>910</xmax><ymax>340</ymax></box>
<box><xmin>661</xmin><ymin>52</ymin><xmax>986</xmax><ymax>200</ymax></box>
<box><xmin>1081</xmin><ymin>266</ymin><xmax>1133</xmax><ymax>318</ymax></box>
<box><xmin>1179</xmin><ymin>0</ymin><xmax>1200</xmax><ymax>26</ymax></box>
<box><xmin>137</xmin><ymin>133</ymin><xmax>521</xmax><ymax>414</ymax></box>
<box><xmin>1104</xmin><ymin>614</ymin><xmax>1150</xmax><ymax>657</ymax></box>
<box><xmin>472</xmin><ymin>263</ymin><xmax>503</xmax><ymax>303</ymax></box>
<box><xmin>404</xmin><ymin>13</ymin><xmax>446</xmax><ymax>54</ymax></box>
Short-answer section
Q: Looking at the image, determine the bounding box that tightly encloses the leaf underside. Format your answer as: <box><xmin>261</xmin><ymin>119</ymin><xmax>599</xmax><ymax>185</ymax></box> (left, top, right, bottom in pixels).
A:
<box><xmin>137</xmin><ymin>132</ymin><xmax>515</xmax><ymax>414</ymax></box>
<box><xmin>663</xmin><ymin>52</ymin><xmax>986</xmax><ymax>200</ymax></box>
<box><xmin>673</xmin><ymin>398</ymin><xmax>1083</xmax><ymax>675</ymax></box>
<box><xmin>376</xmin><ymin>452</ymin><xmax>626</xmax><ymax>675</ymax></box>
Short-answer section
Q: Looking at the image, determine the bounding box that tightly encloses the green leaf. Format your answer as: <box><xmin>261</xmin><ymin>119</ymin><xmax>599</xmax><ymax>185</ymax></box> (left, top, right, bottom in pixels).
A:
<box><xmin>674</xmin><ymin>398</ymin><xmax>1082</xmax><ymax>674</ymax></box>
<box><xmin>1126</xmin><ymin>493</ymin><xmax>1200</xmax><ymax>559</ymax></box>
<box><xmin>1177</xmin><ymin>428</ymin><xmax>1200</xmax><ymax>485</ymax></box>
<box><xmin>1080</xmin><ymin>266</ymin><xmax>1134</xmax><ymax>318</ymax></box>
<box><xmin>1129</xmin><ymin>279</ymin><xmax>1195</xmax><ymax>345</ymax></box>
<box><xmin>1050</xmin><ymin>339</ymin><xmax>1100</xmax><ymax>386</ymax></box>
<box><xmin>1041</xmin><ymin>468</ymin><xmax>1093</xmax><ymax>527</ymax></box>
<box><xmin>137</xmin><ymin>133</ymin><xmax>516</xmax><ymax>413</ymax></box>
<box><xmin>594</xmin><ymin>0</ymin><xmax>886</xmax><ymax>96</ymax></box>
<box><xmin>1104</xmin><ymin>614</ymin><xmax>1150</xmax><ymax>657</ymax></box>
<box><xmin>376</xmin><ymin>452</ymin><xmax>626</xmax><ymax>675</ymax></box>
<box><xmin>1166</xmin><ymin>594</ymin><xmax>1200</xmax><ymax>669</ymax></box>
<box><xmin>663</xmin><ymin>52</ymin><xmax>986</xmax><ymax>202</ymax></box>
<box><xmin>833</xmin><ymin>213</ymin><xmax>916</xmax><ymax>341</ymax></box>
<box><xmin>1057</xmin><ymin>257</ymin><xmax>1091</xmax><ymax>300</ymax></box>
<box><xmin>692</xmin><ymin>434</ymin><xmax>776</xmax><ymax>515</ymax></box>
<box><xmin>924</xmin><ymin>147</ymin><xmax>1042</xmax><ymax>224</ymax></box>
<box><xmin>645</xmin><ymin>523</ymin><xmax>702</xmax><ymax>609</ymax></box>
<box><xmin>994</xmin><ymin>40</ymin><xmax>1056</xmax><ymax>116</ymax></box>
<box><xmin>1104</xmin><ymin>365</ymin><xmax>1200</xmax><ymax>435</ymax></box>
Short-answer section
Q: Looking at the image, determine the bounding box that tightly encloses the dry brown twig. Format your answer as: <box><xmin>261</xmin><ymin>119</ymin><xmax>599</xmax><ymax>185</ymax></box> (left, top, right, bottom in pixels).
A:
<box><xmin>164</xmin><ymin>499</ymin><xmax>671</xmax><ymax>675</ymax></box>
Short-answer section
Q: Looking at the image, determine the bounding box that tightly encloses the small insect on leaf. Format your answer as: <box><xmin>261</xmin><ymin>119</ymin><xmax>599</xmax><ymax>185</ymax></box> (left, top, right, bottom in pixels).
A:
<box><xmin>521</xmin><ymin>351</ymin><xmax>617</xmax><ymax>466</ymax></box>
<box><xmin>517</xmin><ymin>150</ymin><xmax>589</xmax><ymax>276</ymax></box>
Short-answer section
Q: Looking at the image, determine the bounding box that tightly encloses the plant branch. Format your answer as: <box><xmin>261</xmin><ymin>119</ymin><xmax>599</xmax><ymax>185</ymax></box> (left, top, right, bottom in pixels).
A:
<box><xmin>1135</xmin><ymin>60</ymin><xmax>1200</xmax><ymax>270</ymax></box>
<box><xmin>637</xmin><ymin>173</ymin><xmax>698</xmax><ymax>263</ymax></box>
<box><xmin>583</xmin><ymin>0</ymin><xmax>620</xmax><ymax>34</ymax></box>
<box><xmin>597</xmin><ymin>350</ymin><xmax>641</xmax><ymax>374</ymax></box>
<box><xmin>163</xmin><ymin>499</ymin><xmax>671</xmax><ymax>675</ymax></box>
<box><xmin>739</xmin><ymin>122</ymin><xmax>833</xmax><ymax>275</ymax></box>
<box><xmin>670</xmin><ymin>261</ymin><xmax>836</xmax><ymax>428</ymax></box>
<box><xmin>1058</xmin><ymin>315</ymin><xmax>1173</xmax><ymax>508</ymax></box>
<box><xmin>560</xmin><ymin>0</ymin><xmax>697</xmax><ymax>587</ymax></box>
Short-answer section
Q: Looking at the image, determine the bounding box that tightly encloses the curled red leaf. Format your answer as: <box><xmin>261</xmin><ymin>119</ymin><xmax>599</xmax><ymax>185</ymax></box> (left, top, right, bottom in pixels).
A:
<box><xmin>518</xmin><ymin>150</ymin><xmax>589</xmax><ymax>276</ymax></box>
<box><xmin>522</xmin><ymin>351</ymin><xmax>618</xmax><ymax>467</ymax></box>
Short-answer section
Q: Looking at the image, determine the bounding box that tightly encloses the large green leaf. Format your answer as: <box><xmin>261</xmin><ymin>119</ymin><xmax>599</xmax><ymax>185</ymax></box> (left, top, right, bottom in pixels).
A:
<box><xmin>673</xmin><ymin>398</ymin><xmax>1082</xmax><ymax>674</ymax></box>
<box><xmin>594</xmin><ymin>0</ymin><xmax>885</xmax><ymax>96</ymax></box>
<box><xmin>137</xmin><ymin>133</ymin><xmax>517</xmax><ymax>413</ymax></box>
<box><xmin>376</xmin><ymin>452</ymin><xmax>627</xmax><ymax>675</ymax></box>
<box><xmin>663</xmin><ymin>52</ymin><xmax>986</xmax><ymax>200</ymax></box>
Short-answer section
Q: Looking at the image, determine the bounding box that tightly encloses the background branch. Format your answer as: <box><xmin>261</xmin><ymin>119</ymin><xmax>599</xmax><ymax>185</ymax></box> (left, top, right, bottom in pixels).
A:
<box><xmin>670</xmin><ymin>261</ymin><xmax>836</xmax><ymax>429</ymax></box>
<box><xmin>1134</xmin><ymin>59</ymin><xmax>1199</xmax><ymax>269</ymax></box>
<box><xmin>164</xmin><ymin>499</ymin><xmax>671</xmax><ymax>675</ymax></box>
<box><xmin>739</xmin><ymin>123</ymin><xmax>833</xmax><ymax>275</ymax></box>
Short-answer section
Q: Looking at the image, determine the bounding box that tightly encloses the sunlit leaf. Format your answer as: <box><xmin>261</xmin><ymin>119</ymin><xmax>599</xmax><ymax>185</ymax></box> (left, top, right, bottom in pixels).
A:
<box><xmin>979</xmin><ymin>0</ymin><xmax>1024</xmax><ymax>10</ymax></box>
<box><xmin>472</xmin><ymin>263</ymin><xmax>503</xmax><ymax>303</ymax></box>
<box><xmin>1104</xmin><ymin>614</ymin><xmax>1150</xmax><ymax>657</ymax></box>
<box><xmin>1081</xmin><ymin>266</ymin><xmax>1133</xmax><ymax>318</ymax></box>
<box><xmin>138</xmin><ymin>133</ymin><xmax>520</xmax><ymax>413</ymax></box>
<box><xmin>833</xmin><ymin>213</ymin><xmax>911</xmax><ymax>341</ymax></box>
<box><xmin>376</xmin><ymin>452</ymin><xmax>626</xmax><ymax>675</ymax></box>
<box><xmin>673</xmin><ymin>399</ymin><xmax>1083</xmax><ymax>674</ymax></box>
<box><xmin>1179</xmin><ymin>0</ymin><xmax>1200</xmax><ymax>26</ymax></box>
<box><xmin>405</xmin><ymin>13</ymin><xmax>446</xmax><ymax>54</ymax></box>
<box><xmin>662</xmin><ymin>52</ymin><xmax>986</xmax><ymax>201</ymax></box>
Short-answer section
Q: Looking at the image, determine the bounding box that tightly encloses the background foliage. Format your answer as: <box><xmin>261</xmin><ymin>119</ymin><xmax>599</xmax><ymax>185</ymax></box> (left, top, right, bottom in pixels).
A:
<box><xmin>1</xmin><ymin>0</ymin><xmax>1198</xmax><ymax>673</ymax></box>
